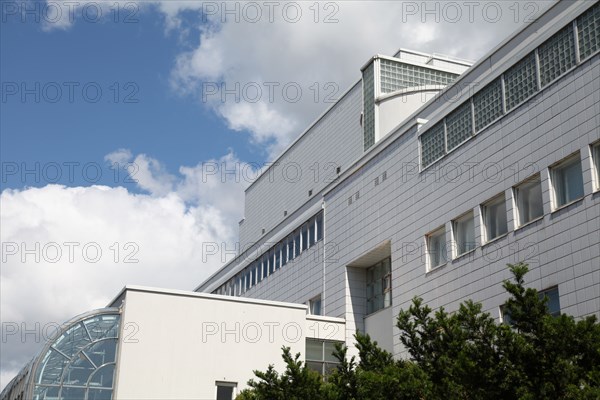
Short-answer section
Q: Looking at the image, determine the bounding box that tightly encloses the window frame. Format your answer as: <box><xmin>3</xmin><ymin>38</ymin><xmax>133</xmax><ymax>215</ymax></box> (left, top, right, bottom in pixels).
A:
<box><xmin>309</xmin><ymin>295</ymin><xmax>322</xmax><ymax>315</ymax></box>
<box><xmin>426</xmin><ymin>226</ymin><xmax>447</xmax><ymax>271</ymax></box>
<box><xmin>452</xmin><ymin>211</ymin><xmax>476</xmax><ymax>258</ymax></box>
<box><xmin>215</xmin><ymin>381</ymin><xmax>237</xmax><ymax>400</ymax></box>
<box><xmin>550</xmin><ymin>152</ymin><xmax>585</xmax><ymax>210</ymax></box>
<box><xmin>514</xmin><ymin>174</ymin><xmax>544</xmax><ymax>227</ymax></box>
<box><xmin>366</xmin><ymin>257</ymin><xmax>392</xmax><ymax>315</ymax></box>
<box><xmin>481</xmin><ymin>194</ymin><xmax>508</xmax><ymax>243</ymax></box>
<box><xmin>591</xmin><ymin>141</ymin><xmax>600</xmax><ymax>192</ymax></box>
<box><xmin>305</xmin><ymin>339</ymin><xmax>342</xmax><ymax>376</ymax></box>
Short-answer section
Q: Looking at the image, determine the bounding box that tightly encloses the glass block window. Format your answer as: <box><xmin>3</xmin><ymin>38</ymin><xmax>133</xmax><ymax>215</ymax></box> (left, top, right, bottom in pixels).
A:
<box><xmin>577</xmin><ymin>3</ymin><xmax>600</xmax><ymax>60</ymax></box>
<box><xmin>363</xmin><ymin>62</ymin><xmax>376</xmax><ymax>150</ymax></box>
<box><xmin>539</xmin><ymin>25</ymin><xmax>576</xmax><ymax>87</ymax></box>
<box><xmin>473</xmin><ymin>78</ymin><xmax>503</xmax><ymax>131</ymax></box>
<box><xmin>380</xmin><ymin>58</ymin><xmax>459</xmax><ymax>93</ymax></box>
<box><xmin>446</xmin><ymin>101</ymin><xmax>473</xmax><ymax>151</ymax></box>
<box><xmin>504</xmin><ymin>52</ymin><xmax>538</xmax><ymax>111</ymax></box>
<box><xmin>420</xmin><ymin>122</ymin><xmax>445</xmax><ymax>168</ymax></box>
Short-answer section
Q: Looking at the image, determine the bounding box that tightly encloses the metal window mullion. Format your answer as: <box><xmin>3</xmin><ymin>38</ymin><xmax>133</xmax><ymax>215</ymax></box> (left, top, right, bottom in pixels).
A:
<box><xmin>534</xmin><ymin>49</ymin><xmax>542</xmax><ymax>90</ymax></box>
<box><xmin>573</xmin><ymin>19</ymin><xmax>581</xmax><ymax>64</ymax></box>
<box><xmin>470</xmin><ymin>98</ymin><xmax>476</xmax><ymax>136</ymax></box>
<box><xmin>443</xmin><ymin>119</ymin><xmax>448</xmax><ymax>154</ymax></box>
<box><xmin>500</xmin><ymin>74</ymin><xmax>507</xmax><ymax>114</ymax></box>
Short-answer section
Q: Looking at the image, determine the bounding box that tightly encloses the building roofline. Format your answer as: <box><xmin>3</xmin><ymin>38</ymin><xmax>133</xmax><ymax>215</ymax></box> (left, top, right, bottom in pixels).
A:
<box><xmin>109</xmin><ymin>285</ymin><xmax>309</xmax><ymax>311</ymax></box>
<box><xmin>244</xmin><ymin>79</ymin><xmax>362</xmax><ymax>194</ymax></box>
<box><xmin>359</xmin><ymin>52</ymin><xmax>472</xmax><ymax>73</ymax></box>
<box><xmin>323</xmin><ymin>0</ymin><xmax>578</xmax><ymax>196</ymax></box>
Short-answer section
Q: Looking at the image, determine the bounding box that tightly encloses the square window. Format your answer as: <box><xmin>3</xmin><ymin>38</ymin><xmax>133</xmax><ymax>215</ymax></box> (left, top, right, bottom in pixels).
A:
<box><xmin>482</xmin><ymin>194</ymin><xmax>508</xmax><ymax>242</ymax></box>
<box><xmin>427</xmin><ymin>227</ymin><xmax>446</xmax><ymax>270</ymax></box>
<box><xmin>305</xmin><ymin>339</ymin><xmax>343</xmax><ymax>376</ymax></box>
<box><xmin>453</xmin><ymin>211</ymin><xmax>475</xmax><ymax>256</ymax></box>
<box><xmin>514</xmin><ymin>174</ymin><xmax>544</xmax><ymax>226</ymax></box>
<box><xmin>216</xmin><ymin>382</ymin><xmax>236</xmax><ymax>400</ymax></box>
<box><xmin>592</xmin><ymin>142</ymin><xmax>600</xmax><ymax>191</ymax></box>
<box><xmin>551</xmin><ymin>153</ymin><xmax>584</xmax><ymax>209</ymax></box>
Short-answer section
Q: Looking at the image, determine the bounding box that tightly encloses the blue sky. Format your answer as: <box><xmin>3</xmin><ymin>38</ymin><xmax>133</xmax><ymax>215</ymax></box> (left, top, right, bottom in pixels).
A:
<box><xmin>1</xmin><ymin>5</ymin><xmax>258</xmax><ymax>190</ymax></box>
<box><xmin>1</xmin><ymin>0</ymin><xmax>550</xmax><ymax>389</ymax></box>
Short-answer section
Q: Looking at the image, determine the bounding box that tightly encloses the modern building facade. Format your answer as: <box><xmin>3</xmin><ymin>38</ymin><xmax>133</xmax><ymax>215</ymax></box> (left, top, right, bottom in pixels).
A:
<box><xmin>3</xmin><ymin>1</ymin><xmax>599</xmax><ymax>399</ymax></box>
<box><xmin>197</xmin><ymin>0</ymin><xmax>600</xmax><ymax>357</ymax></box>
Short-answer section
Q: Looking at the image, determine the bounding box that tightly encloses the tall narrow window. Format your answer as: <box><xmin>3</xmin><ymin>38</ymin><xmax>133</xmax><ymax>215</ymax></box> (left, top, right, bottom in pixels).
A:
<box><xmin>262</xmin><ymin>255</ymin><xmax>269</xmax><ymax>279</ymax></box>
<box><xmin>274</xmin><ymin>244</ymin><xmax>281</xmax><ymax>271</ymax></box>
<box><xmin>551</xmin><ymin>153</ymin><xmax>584</xmax><ymax>209</ymax></box>
<box><xmin>427</xmin><ymin>227</ymin><xmax>446</xmax><ymax>270</ymax></box>
<box><xmin>287</xmin><ymin>235</ymin><xmax>295</xmax><ymax>263</ymax></box>
<box><xmin>255</xmin><ymin>261</ymin><xmax>262</xmax><ymax>284</ymax></box>
<box><xmin>308</xmin><ymin>217</ymin><xmax>316</xmax><ymax>247</ymax></box>
<box><xmin>301</xmin><ymin>223</ymin><xmax>309</xmax><ymax>251</ymax></box>
<box><xmin>591</xmin><ymin>142</ymin><xmax>600</xmax><ymax>191</ymax></box>
<box><xmin>366</xmin><ymin>257</ymin><xmax>392</xmax><ymax>314</ymax></box>
<box><xmin>269</xmin><ymin>249</ymin><xmax>275</xmax><ymax>275</ymax></box>
<box><xmin>514</xmin><ymin>174</ymin><xmax>544</xmax><ymax>226</ymax></box>
<box><xmin>281</xmin><ymin>240</ymin><xmax>288</xmax><ymax>267</ymax></box>
<box><xmin>309</xmin><ymin>295</ymin><xmax>322</xmax><ymax>315</ymax></box>
<box><xmin>482</xmin><ymin>194</ymin><xmax>508</xmax><ymax>242</ymax></box>
<box><xmin>540</xmin><ymin>286</ymin><xmax>561</xmax><ymax>317</ymax></box>
<box><xmin>316</xmin><ymin>212</ymin><xmax>323</xmax><ymax>241</ymax></box>
<box><xmin>294</xmin><ymin>229</ymin><xmax>301</xmax><ymax>257</ymax></box>
<box><xmin>453</xmin><ymin>211</ymin><xmax>475</xmax><ymax>256</ymax></box>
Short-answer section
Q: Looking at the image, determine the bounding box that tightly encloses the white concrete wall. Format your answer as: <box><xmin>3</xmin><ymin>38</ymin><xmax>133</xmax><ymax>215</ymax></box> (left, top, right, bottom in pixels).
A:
<box><xmin>364</xmin><ymin>306</ymin><xmax>394</xmax><ymax>353</ymax></box>
<box><xmin>377</xmin><ymin>89</ymin><xmax>441</xmax><ymax>140</ymax></box>
<box><xmin>114</xmin><ymin>290</ymin><xmax>309</xmax><ymax>400</ymax></box>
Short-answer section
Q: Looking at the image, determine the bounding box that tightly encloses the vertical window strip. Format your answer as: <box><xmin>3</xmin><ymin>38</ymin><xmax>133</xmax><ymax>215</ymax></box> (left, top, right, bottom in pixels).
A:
<box><xmin>363</xmin><ymin>63</ymin><xmax>376</xmax><ymax>150</ymax></box>
<box><xmin>217</xmin><ymin>211</ymin><xmax>324</xmax><ymax>295</ymax></box>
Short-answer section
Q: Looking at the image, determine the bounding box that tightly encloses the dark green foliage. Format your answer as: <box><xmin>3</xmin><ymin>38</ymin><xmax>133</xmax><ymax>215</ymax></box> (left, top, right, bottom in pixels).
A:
<box><xmin>238</xmin><ymin>263</ymin><xmax>600</xmax><ymax>400</ymax></box>
<box><xmin>236</xmin><ymin>347</ymin><xmax>333</xmax><ymax>400</ymax></box>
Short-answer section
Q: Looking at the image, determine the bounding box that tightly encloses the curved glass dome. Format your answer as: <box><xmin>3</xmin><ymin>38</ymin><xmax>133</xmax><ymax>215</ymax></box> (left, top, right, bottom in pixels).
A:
<box><xmin>29</xmin><ymin>309</ymin><xmax>121</xmax><ymax>400</ymax></box>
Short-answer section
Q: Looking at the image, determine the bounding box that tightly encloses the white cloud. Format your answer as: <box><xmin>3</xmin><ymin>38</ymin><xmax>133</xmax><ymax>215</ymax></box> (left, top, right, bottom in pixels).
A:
<box><xmin>0</xmin><ymin>150</ymin><xmax>256</xmax><ymax>390</ymax></box>
<box><xmin>104</xmin><ymin>148</ymin><xmax>132</xmax><ymax>165</ymax></box>
<box><xmin>38</xmin><ymin>0</ymin><xmax>550</xmax><ymax>157</ymax></box>
<box><xmin>166</xmin><ymin>1</ymin><xmax>551</xmax><ymax>158</ymax></box>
